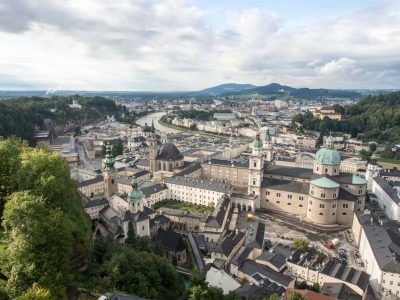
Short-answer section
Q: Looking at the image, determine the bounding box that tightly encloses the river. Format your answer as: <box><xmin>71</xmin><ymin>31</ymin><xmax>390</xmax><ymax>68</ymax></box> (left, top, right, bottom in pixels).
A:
<box><xmin>135</xmin><ymin>111</ymin><xmax>181</xmax><ymax>134</ymax></box>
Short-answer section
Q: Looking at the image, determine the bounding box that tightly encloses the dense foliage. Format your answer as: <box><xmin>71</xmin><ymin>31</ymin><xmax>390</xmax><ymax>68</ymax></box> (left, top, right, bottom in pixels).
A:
<box><xmin>78</xmin><ymin>236</ymin><xmax>183</xmax><ymax>300</ymax></box>
<box><xmin>0</xmin><ymin>96</ymin><xmax>128</xmax><ymax>144</ymax></box>
<box><xmin>0</xmin><ymin>139</ymin><xmax>91</xmax><ymax>298</ymax></box>
<box><xmin>292</xmin><ymin>92</ymin><xmax>400</xmax><ymax>143</ymax></box>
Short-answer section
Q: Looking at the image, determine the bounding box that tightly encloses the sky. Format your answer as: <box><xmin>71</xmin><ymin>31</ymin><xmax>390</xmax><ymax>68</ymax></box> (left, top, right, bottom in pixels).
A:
<box><xmin>0</xmin><ymin>0</ymin><xmax>400</xmax><ymax>91</ymax></box>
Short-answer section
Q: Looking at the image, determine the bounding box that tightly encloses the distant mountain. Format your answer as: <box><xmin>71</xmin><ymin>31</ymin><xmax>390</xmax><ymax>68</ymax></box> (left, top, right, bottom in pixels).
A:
<box><xmin>197</xmin><ymin>83</ymin><xmax>256</xmax><ymax>95</ymax></box>
<box><xmin>230</xmin><ymin>83</ymin><xmax>361</xmax><ymax>99</ymax></box>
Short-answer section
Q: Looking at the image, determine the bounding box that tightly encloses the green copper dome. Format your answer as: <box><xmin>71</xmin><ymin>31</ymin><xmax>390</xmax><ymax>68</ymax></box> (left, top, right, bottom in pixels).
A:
<box><xmin>103</xmin><ymin>142</ymin><xmax>116</xmax><ymax>172</ymax></box>
<box><xmin>253</xmin><ymin>134</ymin><xmax>263</xmax><ymax>149</ymax></box>
<box><xmin>128</xmin><ymin>176</ymin><xmax>143</xmax><ymax>202</ymax></box>
<box><xmin>315</xmin><ymin>136</ymin><xmax>341</xmax><ymax>165</ymax></box>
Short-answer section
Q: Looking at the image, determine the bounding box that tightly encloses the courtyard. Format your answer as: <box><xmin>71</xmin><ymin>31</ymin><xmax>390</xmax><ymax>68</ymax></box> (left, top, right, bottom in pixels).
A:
<box><xmin>153</xmin><ymin>199</ymin><xmax>215</xmax><ymax>215</ymax></box>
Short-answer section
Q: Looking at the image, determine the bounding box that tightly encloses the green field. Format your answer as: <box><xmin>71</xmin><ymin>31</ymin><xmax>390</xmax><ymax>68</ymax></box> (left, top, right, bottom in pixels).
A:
<box><xmin>378</xmin><ymin>158</ymin><xmax>400</xmax><ymax>169</ymax></box>
<box><xmin>153</xmin><ymin>199</ymin><xmax>214</xmax><ymax>215</ymax></box>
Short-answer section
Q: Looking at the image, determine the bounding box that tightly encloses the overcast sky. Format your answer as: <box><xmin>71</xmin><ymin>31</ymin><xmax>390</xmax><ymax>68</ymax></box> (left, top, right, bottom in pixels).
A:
<box><xmin>1</xmin><ymin>0</ymin><xmax>399</xmax><ymax>91</ymax></box>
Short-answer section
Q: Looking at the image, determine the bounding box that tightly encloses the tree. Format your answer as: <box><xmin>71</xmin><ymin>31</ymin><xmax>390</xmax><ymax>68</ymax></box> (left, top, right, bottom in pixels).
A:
<box><xmin>287</xmin><ymin>292</ymin><xmax>308</xmax><ymax>300</ymax></box>
<box><xmin>113</xmin><ymin>139</ymin><xmax>124</xmax><ymax>156</ymax></box>
<box><xmin>292</xmin><ymin>239</ymin><xmax>309</xmax><ymax>252</ymax></box>
<box><xmin>1</xmin><ymin>191</ymin><xmax>72</xmax><ymax>298</ymax></box>
<box><xmin>369</xmin><ymin>143</ymin><xmax>377</xmax><ymax>153</ymax></box>
<box><xmin>311</xmin><ymin>282</ymin><xmax>320</xmax><ymax>292</ymax></box>
<box><xmin>189</xmin><ymin>285</ymin><xmax>208</xmax><ymax>300</ymax></box>
<box><xmin>17</xmin><ymin>283</ymin><xmax>55</xmax><ymax>300</ymax></box>
<box><xmin>103</xmin><ymin>247</ymin><xmax>183</xmax><ymax>299</ymax></box>
<box><xmin>0</xmin><ymin>139</ymin><xmax>26</xmax><ymax>221</ymax></box>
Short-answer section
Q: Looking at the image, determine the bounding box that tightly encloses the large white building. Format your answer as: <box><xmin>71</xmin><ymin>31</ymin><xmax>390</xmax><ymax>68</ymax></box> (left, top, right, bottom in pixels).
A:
<box><xmin>371</xmin><ymin>176</ymin><xmax>400</xmax><ymax>221</ymax></box>
<box><xmin>352</xmin><ymin>212</ymin><xmax>400</xmax><ymax>297</ymax></box>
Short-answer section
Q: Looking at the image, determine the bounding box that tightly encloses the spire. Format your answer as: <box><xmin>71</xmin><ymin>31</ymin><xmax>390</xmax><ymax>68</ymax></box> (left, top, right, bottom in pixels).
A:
<box><xmin>103</xmin><ymin>141</ymin><xmax>115</xmax><ymax>172</ymax></box>
<box><xmin>128</xmin><ymin>176</ymin><xmax>144</xmax><ymax>201</ymax></box>
<box><xmin>151</xmin><ymin>119</ymin><xmax>155</xmax><ymax>133</ymax></box>
<box><xmin>326</xmin><ymin>133</ymin><xmax>334</xmax><ymax>149</ymax></box>
<box><xmin>265</xmin><ymin>129</ymin><xmax>272</xmax><ymax>143</ymax></box>
<box><xmin>253</xmin><ymin>133</ymin><xmax>263</xmax><ymax>149</ymax></box>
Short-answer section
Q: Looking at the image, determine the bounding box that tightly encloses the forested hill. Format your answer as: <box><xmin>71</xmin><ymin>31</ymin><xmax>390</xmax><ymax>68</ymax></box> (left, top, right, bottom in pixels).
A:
<box><xmin>293</xmin><ymin>91</ymin><xmax>400</xmax><ymax>143</ymax></box>
<box><xmin>0</xmin><ymin>96</ymin><xmax>128</xmax><ymax>144</ymax></box>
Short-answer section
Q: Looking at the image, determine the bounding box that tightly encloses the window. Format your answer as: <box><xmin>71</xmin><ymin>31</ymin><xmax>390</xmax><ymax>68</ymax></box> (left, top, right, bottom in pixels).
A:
<box><xmin>321</xmin><ymin>193</ymin><xmax>326</xmax><ymax>198</ymax></box>
<box><xmin>342</xmin><ymin>212</ymin><xmax>347</xmax><ymax>215</ymax></box>
<box><xmin>325</xmin><ymin>168</ymin><xmax>328</xmax><ymax>173</ymax></box>
<box><xmin>309</xmin><ymin>200</ymin><xmax>313</xmax><ymax>205</ymax></box>
<box><xmin>276</xmin><ymin>201</ymin><xmax>280</xmax><ymax>204</ymax></box>
<box><xmin>319</xmin><ymin>212</ymin><xmax>323</xmax><ymax>215</ymax></box>
<box><xmin>287</xmin><ymin>203</ymin><xmax>291</xmax><ymax>205</ymax></box>
<box><xmin>317</xmin><ymin>167</ymin><xmax>319</xmax><ymax>171</ymax></box>
<box><xmin>252</xmin><ymin>180</ymin><xmax>256</xmax><ymax>185</ymax></box>
<box><xmin>308</xmin><ymin>209</ymin><xmax>311</xmax><ymax>212</ymax></box>
<box><xmin>299</xmin><ymin>204</ymin><xmax>303</xmax><ymax>207</ymax></box>
<box><xmin>299</xmin><ymin>196</ymin><xmax>304</xmax><ymax>200</ymax></box>
<box><xmin>332</xmin><ymin>213</ymin><xmax>335</xmax><ymax>216</ymax></box>
<box><xmin>332</xmin><ymin>204</ymin><xmax>336</xmax><ymax>208</ymax></box>
<box><xmin>334</xmin><ymin>168</ymin><xmax>337</xmax><ymax>173</ymax></box>
<box><xmin>358</xmin><ymin>189</ymin><xmax>363</xmax><ymax>194</ymax></box>
<box><xmin>288</xmin><ymin>195</ymin><xmax>292</xmax><ymax>199</ymax></box>
<box><xmin>253</xmin><ymin>162</ymin><xmax>257</xmax><ymax>167</ymax></box>
<box><xmin>343</xmin><ymin>203</ymin><xmax>348</xmax><ymax>208</ymax></box>
<box><xmin>266</xmin><ymin>191</ymin><xmax>270</xmax><ymax>195</ymax></box>
<box><xmin>311</xmin><ymin>190</ymin><xmax>314</xmax><ymax>195</ymax></box>
<box><xmin>320</xmin><ymin>204</ymin><xmax>325</xmax><ymax>208</ymax></box>
<box><xmin>276</xmin><ymin>193</ymin><xmax>281</xmax><ymax>197</ymax></box>
<box><xmin>333</xmin><ymin>193</ymin><xmax>336</xmax><ymax>198</ymax></box>
<box><xmin>357</xmin><ymin>200</ymin><xmax>361</xmax><ymax>204</ymax></box>
<box><xmin>142</xmin><ymin>226</ymin><xmax>145</xmax><ymax>230</ymax></box>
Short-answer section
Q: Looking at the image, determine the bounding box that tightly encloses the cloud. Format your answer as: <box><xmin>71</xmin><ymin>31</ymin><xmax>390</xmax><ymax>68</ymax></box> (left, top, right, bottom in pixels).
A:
<box><xmin>0</xmin><ymin>0</ymin><xmax>399</xmax><ymax>90</ymax></box>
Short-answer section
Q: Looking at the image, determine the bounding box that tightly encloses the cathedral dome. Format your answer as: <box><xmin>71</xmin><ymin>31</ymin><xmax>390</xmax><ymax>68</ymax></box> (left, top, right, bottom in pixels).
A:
<box><xmin>315</xmin><ymin>136</ymin><xmax>341</xmax><ymax>165</ymax></box>
<box><xmin>156</xmin><ymin>143</ymin><xmax>183</xmax><ymax>161</ymax></box>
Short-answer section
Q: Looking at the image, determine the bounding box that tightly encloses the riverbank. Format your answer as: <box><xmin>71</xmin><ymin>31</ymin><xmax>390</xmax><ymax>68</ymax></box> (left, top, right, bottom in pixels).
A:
<box><xmin>158</xmin><ymin>116</ymin><xmax>228</xmax><ymax>140</ymax></box>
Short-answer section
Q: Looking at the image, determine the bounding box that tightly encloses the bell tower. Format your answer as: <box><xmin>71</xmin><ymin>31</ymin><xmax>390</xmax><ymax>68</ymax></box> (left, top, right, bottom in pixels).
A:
<box><xmin>248</xmin><ymin>134</ymin><xmax>264</xmax><ymax>208</ymax></box>
<box><xmin>128</xmin><ymin>176</ymin><xmax>144</xmax><ymax>213</ymax></box>
<box><xmin>103</xmin><ymin>142</ymin><xmax>117</xmax><ymax>197</ymax></box>
<box><xmin>148</xmin><ymin>131</ymin><xmax>158</xmax><ymax>174</ymax></box>
<box><xmin>264</xmin><ymin>129</ymin><xmax>273</xmax><ymax>162</ymax></box>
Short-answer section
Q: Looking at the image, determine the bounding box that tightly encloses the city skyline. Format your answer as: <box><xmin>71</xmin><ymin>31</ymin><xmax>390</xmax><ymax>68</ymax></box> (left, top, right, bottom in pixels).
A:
<box><xmin>1</xmin><ymin>0</ymin><xmax>400</xmax><ymax>91</ymax></box>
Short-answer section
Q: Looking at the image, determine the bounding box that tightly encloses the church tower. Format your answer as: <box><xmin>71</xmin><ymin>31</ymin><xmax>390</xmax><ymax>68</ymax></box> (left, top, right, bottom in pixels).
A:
<box><xmin>248</xmin><ymin>134</ymin><xmax>264</xmax><ymax>208</ymax></box>
<box><xmin>264</xmin><ymin>129</ymin><xmax>273</xmax><ymax>162</ymax></box>
<box><xmin>148</xmin><ymin>133</ymin><xmax>158</xmax><ymax>174</ymax></box>
<box><xmin>103</xmin><ymin>142</ymin><xmax>117</xmax><ymax>197</ymax></box>
<box><xmin>128</xmin><ymin>176</ymin><xmax>144</xmax><ymax>214</ymax></box>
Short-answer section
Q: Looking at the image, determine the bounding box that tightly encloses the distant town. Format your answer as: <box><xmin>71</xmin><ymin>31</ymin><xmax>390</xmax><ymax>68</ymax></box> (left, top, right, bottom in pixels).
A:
<box><xmin>17</xmin><ymin>88</ymin><xmax>399</xmax><ymax>300</ymax></box>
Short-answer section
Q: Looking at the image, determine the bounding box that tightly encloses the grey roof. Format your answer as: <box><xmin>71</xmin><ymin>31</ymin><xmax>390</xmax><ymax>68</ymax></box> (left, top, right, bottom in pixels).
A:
<box><xmin>231</xmin><ymin>246</ymin><xmax>254</xmax><ymax>267</ymax></box>
<box><xmin>244</xmin><ymin>221</ymin><xmax>265</xmax><ymax>249</ymax></box>
<box><xmin>212</xmin><ymin>230</ymin><xmax>245</xmax><ymax>256</ymax></box>
<box><xmin>256</xmin><ymin>252</ymin><xmax>286</xmax><ymax>270</ymax></box>
<box><xmin>157</xmin><ymin>143</ymin><xmax>183</xmax><ymax>161</ymax></box>
<box><xmin>262</xmin><ymin>178</ymin><xmax>310</xmax><ymax>194</ymax></box>
<box><xmin>272</xmin><ymin>243</ymin><xmax>301</xmax><ymax>260</ymax></box>
<box><xmin>363</xmin><ymin>223</ymin><xmax>400</xmax><ymax>273</ymax></box>
<box><xmin>84</xmin><ymin>197</ymin><xmax>108</xmax><ymax>208</ymax></box>
<box><xmin>373</xmin><ymin>176</ymin><xmax>400</xmax><ymax>204</ymax></box>
<box><xmin>175</xmin><ymin>163</ymin><xmax>201</xmax><ymax>177</ymax></box>
<box><xmin>165</xmin><ymin>176</ymin><xmax>232</xmax><ymax>193</ymax></box>
<box><xmin>206</xmin><ymin>158</ymin><xmax>249</xmax><ymax>168</ymax></box>
<box><xmin>156</xmin><ymin>229</ymin><xmax>186</xmax><ymax>252</ymax></box>
<box><xmin>264</xmin><ymin>165</ymin><xmax>313</xmax><ymax>180</ymax></box>
<box><xmin>379</xmin><ymin>168</ymin><xmax>400</xmax><ymax>177</ymax></box>
<box><xmin>135</xmin><ymin>158</ymin><xmax>149</xmax><ymax>167</ymax></box>
<box><xmin>320</xmin><ymin>260</ymin><xmax>370</xmax><ymax>291</ymax></box>
<box><xmin>239</xmin><ymin>260</ymin><xmax>293</xmax><ymax>287</ymax></box>
<box><xmin>140</xmin><ymin>183</ymin><xmax>167</xmax><ymax>197</ymax></box>
<box><xmin>131</xmin><ymin>136</ymin><xmax>146</xmax><ymax>143</ymax></box>
<box><xmin>338</xmin><ymin>187</ymin><xmax>358</xmax><ymax>202</ymax></box>
<box><xmin>77</xmin><ymin>176</ymin><xmax>104</xmax><ymax>187</ymax></box>
<box><xmin>205</xmin><ymin>196</ymin><xmax>230</xmax><ymax>228</ymax></box>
